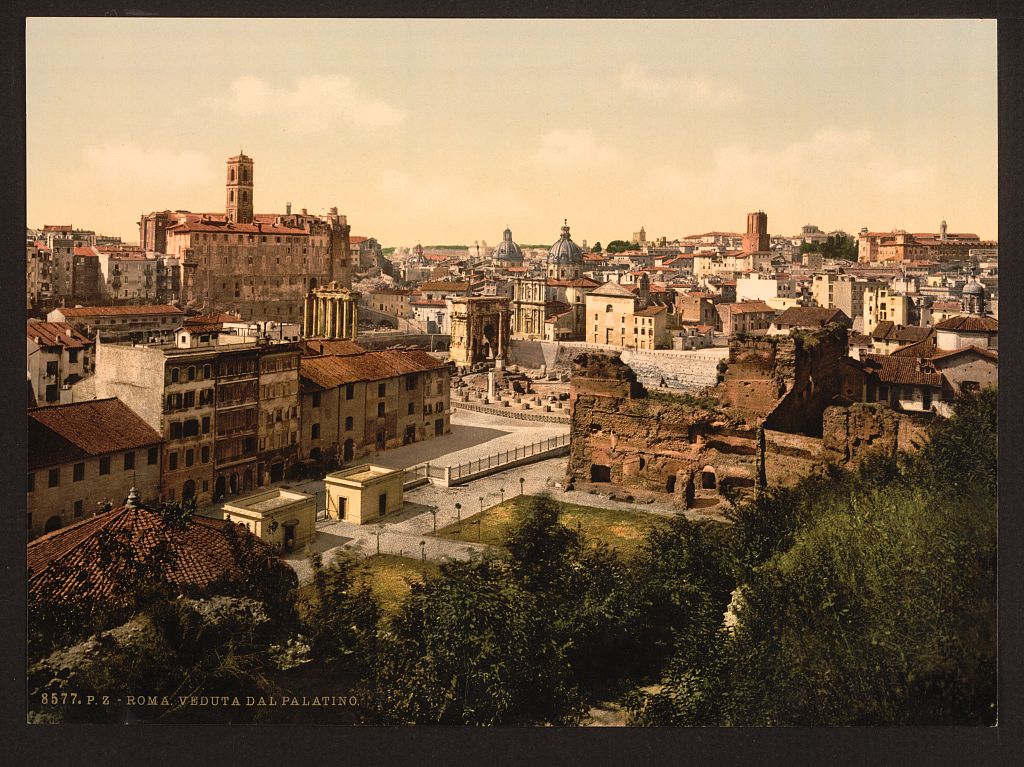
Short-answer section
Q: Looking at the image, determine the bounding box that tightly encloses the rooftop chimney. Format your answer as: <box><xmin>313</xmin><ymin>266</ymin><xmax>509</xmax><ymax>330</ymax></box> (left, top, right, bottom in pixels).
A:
<box><xmin>286</xmin><ymin>202</ymin><xmax>292</xmax><ymax>215</ymax></box>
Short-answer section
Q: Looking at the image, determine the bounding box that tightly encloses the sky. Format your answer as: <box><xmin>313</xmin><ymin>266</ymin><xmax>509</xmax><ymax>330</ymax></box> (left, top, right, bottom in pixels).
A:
<box><xmin>26</xmin><ymin>18</ymin><xmax>997</xmax><ymax>247</ymax></box>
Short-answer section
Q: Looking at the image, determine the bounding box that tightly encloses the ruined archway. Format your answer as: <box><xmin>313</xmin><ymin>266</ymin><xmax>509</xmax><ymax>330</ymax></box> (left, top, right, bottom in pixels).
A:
<box><xmin>700</xmin><ymin>466</ymin><xmax>717</xmax><ymax>490</ymax></box>
<box><xmin>666</xmin><ymin>475</ymin><xmax>677</xmax><ymax>494</ymax></box>
<box><xmin>44</xmin><ymin>515</ymin><xmax>62</xmax><ymax>534</ymax></box>
<box><xmin>590</xmin><ymin>464</ymin><xmax>611</xmax><ymax>483</ymax></box>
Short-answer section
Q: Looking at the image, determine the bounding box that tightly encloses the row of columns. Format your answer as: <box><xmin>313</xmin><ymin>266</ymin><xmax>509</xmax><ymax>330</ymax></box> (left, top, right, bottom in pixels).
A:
<box><xmin>303</xmin><ymin>293</ymin><xmax>358</xmax><ymax>340</ymax></box>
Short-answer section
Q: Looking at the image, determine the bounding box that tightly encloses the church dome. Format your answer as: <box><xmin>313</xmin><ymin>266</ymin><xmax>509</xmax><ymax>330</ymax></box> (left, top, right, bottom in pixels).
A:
<box><xmin>548</xmin><ymin>220</ymin><xmax>583</xmax><ymax>265</ymax></box>
<box><xmin>962</xmin><ymin>276</ymin><xmax>984</xmax><ymax>296</ymax></box>
<box><xmin>493</xmin><ymin>226</ymin><xmax>523</xmax><ymax>262</ymax></box>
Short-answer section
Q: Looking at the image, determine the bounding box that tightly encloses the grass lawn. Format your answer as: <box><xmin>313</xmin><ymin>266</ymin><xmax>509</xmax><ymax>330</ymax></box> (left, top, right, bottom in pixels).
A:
<box><xmin>434</xmin><ymin>495</ymin><xmax>672</xmax><ymax>558</ymax></box>
<box><xmin>355</xmin><ymin>554</ymin><xmax>440</xmax><ymax>616</ymax></box>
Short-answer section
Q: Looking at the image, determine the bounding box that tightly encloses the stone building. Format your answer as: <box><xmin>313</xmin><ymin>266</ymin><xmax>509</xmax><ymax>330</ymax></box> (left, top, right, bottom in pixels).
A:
<box><xmin>566</xmin><ymin>325</ymin><xmax>861</xmax><ymax>504</ymax></box>
<box><xmin>26</xmin><ymin>321</ymin><xmax>95</xmax><ymax>406</ymax></box>
<box><xmin>584</xmin><ymin>281</ymin><xmax>669</xmax><ymax>349</ymax></box>
<box><xmin>510</xmin><ymin>276</ymin><xmax>546</xmax><ymax>339</ymax></box>
<box><xmin>324</xmin><ymin>464</ymin><xmax>405</xmax><ymax>524</ymax></box>
<box><xmin>48</xmin><ymin>304</ymin><xmax>185</xmax><ymax>343</ymax></box>
<box><xmin>95</xmin><ymin>335</ymin><xmax>302</xmax><ymax>506</ymax></box>
<box><xmin>492</xmin><ymin>226</ymin><xmax>524</xmax><ymax>264</ymax></box>
<box><xmin>220</xmin><ymin>487</ymin><xmax>316</xmax><ymax>551</ymax></box>
<box><xmin>741</xmin><ymin>210</ymin><xmax>770</xmax><ymax>254</ymax></box>
<box><xmin>26</xmin><ymin>241</ymin><xmax>54</xmax><ymax>313</ymax></box>
<box><xmin>716</xmin><ymin>300</ymin><xmax>776</xmax><ymax>336</ymax></box>
<box><xmin>148</xmin><ymin>154</ymin><xmax>352</xmax><ymax>320</ymax></box>
<box><xmin>299</xmin><ymin>347</ymin><xmax>451</xmax><ymax>465</ymax></box>
<box><xmin>27</xmin><ymin>398</ymin><xmax>163</xmax><ymax>539</ymax></box>
<box><xmin>448</xmin><ymin>296</ymin><xmax>511</xmax><ymax>366</ymax></box>
<box><xmin>303</xmin><ymin>282</ymin><xmax>360</xmax><ymax>340</ymax></box>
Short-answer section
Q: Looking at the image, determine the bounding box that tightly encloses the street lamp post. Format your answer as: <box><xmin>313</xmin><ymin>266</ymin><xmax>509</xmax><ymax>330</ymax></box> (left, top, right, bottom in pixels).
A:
<box><xmin>419</xmin><ymin>540</ymin><xmax>426</xmax><ymax>562</ymax></box>
<box><xmin>372</xmin><ymin>526</ymin><xmax>383</xmax><ymax>556</ymax></box>
<box><xmin>519</xmin><ymin>477</ymin><xmax>525</xmax><ymax>496</ymax></box>
<box><xmin>455</xmin><ymin>502</ymin><xmax>462</xmax><ymax>524</ymax></box>
<box><xmin>500</xmin><ymin>487</ymin><xmax>505</xmax><ymax>504</ymax></box>
<box><xmin>479</xmin><ymin>496</ymin><xmax>484</xmax><ymax>514</ymax></box>
<box><xmin>429</xmin><ymin>508</ymin><xmax>438</xmax><ymax>535</ymax></box>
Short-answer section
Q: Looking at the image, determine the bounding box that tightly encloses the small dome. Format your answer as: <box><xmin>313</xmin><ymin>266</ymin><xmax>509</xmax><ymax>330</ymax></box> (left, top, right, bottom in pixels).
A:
<box><xmin>962</xmin><ymin>278</ymin><xmax>984</xmax><ymax>296</ymax></box>
<box><xmin>493</xmin><ymin>226</ymin><xmax>523</xmax><ymax>262</ymax></box>
<box><xmin>548</xmin><ymin>220</ymin><xmax>583</xmax><ymax>265</ymax></box>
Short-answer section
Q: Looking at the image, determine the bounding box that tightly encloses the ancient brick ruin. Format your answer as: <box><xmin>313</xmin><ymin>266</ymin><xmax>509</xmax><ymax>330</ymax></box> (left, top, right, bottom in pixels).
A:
<box><xmin>566</xmin><ymin>326</ymin><xmax>927</xmax><ymax>508</ymax></box>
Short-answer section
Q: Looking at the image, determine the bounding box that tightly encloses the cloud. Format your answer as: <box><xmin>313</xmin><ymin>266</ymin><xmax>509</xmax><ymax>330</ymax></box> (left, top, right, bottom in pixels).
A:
<box><xmin>533</xmin><ymin>129</ymin><xmax>617</xmax><ymax>170</ymax></box>
<box><xmin>216</xmin><ymin>74</ymin><xmax>406</xmax><ymax>134</ymax></box>
<box><xmin>78</xmin><ymin>143</ymin><xmax>217</xmax><ymax>189</ymax></box>
<box><xmin>619</xmin><ymin>64</ymin><xmax>745</xmax><ymax>108</ymax></box>
<box><xmin>652</xmin><ymin>127</ymin><xmax>937</xmax><ymax>220</ymax></box>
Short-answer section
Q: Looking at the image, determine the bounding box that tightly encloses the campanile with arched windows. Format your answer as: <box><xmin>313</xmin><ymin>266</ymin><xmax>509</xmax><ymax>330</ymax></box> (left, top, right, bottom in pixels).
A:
<box><xmin>226</xmin><ymin>152</ymin><xmax>254</xmax><ymax>224</ymax></box>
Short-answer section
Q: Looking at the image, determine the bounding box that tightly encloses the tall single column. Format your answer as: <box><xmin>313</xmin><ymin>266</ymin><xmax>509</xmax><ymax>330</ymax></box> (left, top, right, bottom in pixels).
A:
<box><xmin>350</xmin><ymin>300</ymin><xmax>358</xmax><ymax>340</ymax></box>
<box><xmin>342</xmin><ymin>298</ymin><xmax>349</xmax><ymax>339</ymax></box>
<box><xmin>326</xmin><ymin>296</ymin><xmax>335</xmax><ymax>338</ymax></box>
<box><xmin>309</xmin><ymin>295</ymin><xmax>318</xmax><ymax>337</ymax></box>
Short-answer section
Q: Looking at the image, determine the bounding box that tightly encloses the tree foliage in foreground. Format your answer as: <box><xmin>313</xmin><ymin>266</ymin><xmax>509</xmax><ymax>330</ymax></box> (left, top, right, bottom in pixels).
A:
<box><xmin>629</xmin><ymin>390</ymin><xmax>997</xmax><ymax>725</ymax></box>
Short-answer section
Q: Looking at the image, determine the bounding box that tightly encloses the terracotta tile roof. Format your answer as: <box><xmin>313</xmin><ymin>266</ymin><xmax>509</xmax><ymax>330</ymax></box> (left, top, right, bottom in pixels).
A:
<box><xmin>890</xmin><ymin>334</ymin><xmax>938</xmax><ymax>358</ymax></box>
<box><xmin>635</xmin><ymin>305</ymin><xmax>667</xmax><ymax>316</ymax></box>
<box><xmin>300</xmin><ymin>339</ymin><xmax>366</xmax><ymax>357</ymax></box>
<box><xmin>930</xmin><ymin>345</ymin><xmax>998</xmax><ymax>363</ymax></box>
<box><xmin>411</xmin><ymin>299</ymin><xmax>447</xmax><ymax>307</ymax></box>
<box><xmin>27</xmin><ymin>504</ymin><xmax>289</xmax><ymax>609</ymax></box>
<box><xmin>28</xmin><ymin>398</ymin><xmax>162</xmax><ymax>469</ymax></box>
<box><xmin>43</xmin><ymin>224</ymin><xmax>73</xmax><ymax>232</ymax></box>
<box><xmin>934</xmin><ymin>314</ymin><xmax>998</xmax><ymax>333</ymax></box>
<box><xmin>589</xmin><ymin>281</ymin><xmax>637</xmax><ymax>298</ymax></box>
<box><xmin>167</xmin><ymin>219</ymin><xmax>308</xmax><ymax>236</ymax></box>
<box><xmin>418</xmin><ymin>281</ymin><xmax>469</xmax><ymax>292</ymax></box>
<box><xmin>350</xmin><ymin>236</ymin><xmax>369</xmax><ymax>244</ymax></box>
<box><xmin>73</xmin><ymin>246</ymin><xmax>100</xmax><ymax>258</ymax></box>
<box><xmin>56</xmin><ymin>304</ymin><xmax>184</xmax><ymax>318</ymax></box>
<box><xmin>863</xmin><ymin>354</ymin><xmax>944</xmax><ymax>387</ymax></box>
<box><xmin>870</xmin><ymin>322</ymin><xmax>933</xmax><ymax>344</ymax></box>
<box><xmin>722</xmin><ymin>300</ymin><xmax>774</xmax><ymax>315</ymax></box>
<box><xmin>300</xmin><ymin>348</ymin><xmax>447</xmax><ymax>389</ymax></box>
<box><xmin>546</xmin><ymin>277</ymin><xmax>601</xmax><ymax>288</ymax></box>
<box><xmin>775</xmin><ymin>306</ymin><xmax>850</xmax><ymax>327</ymax></box>
<box><xmin>184</xmin><ymin>312</ymin><xmax>242</xmax><ymax>326</ymax></box>
<box><xmin>27</xmin><ymin>321</ymin><xmax>94</xmax><ymax>349</ymax></box>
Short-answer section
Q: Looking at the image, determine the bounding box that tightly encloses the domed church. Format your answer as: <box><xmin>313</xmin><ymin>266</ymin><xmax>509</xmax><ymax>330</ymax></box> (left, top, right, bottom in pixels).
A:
<box><xmin>547</xmin><ymin>219</ymin><xmax>584</xmax><ymax>281</ymax></box>
<box><xmin>492</xmin><ymin>226</ymin><xmax>524</xmax><ymax>263</ymax></box>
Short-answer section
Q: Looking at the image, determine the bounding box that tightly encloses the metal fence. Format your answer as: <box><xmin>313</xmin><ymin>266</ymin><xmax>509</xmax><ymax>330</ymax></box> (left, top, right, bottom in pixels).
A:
<box><xmin>448</xmin><ymin>433</ymin><xmax>571</xmax><ymax>482</ymax></box>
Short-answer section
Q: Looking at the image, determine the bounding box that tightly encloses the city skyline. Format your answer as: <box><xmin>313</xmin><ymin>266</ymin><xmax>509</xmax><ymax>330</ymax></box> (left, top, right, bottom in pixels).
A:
<box><xmin>27</xmin><ymin>18</ymin><xmax>997</xmax><ymax>244</ymax></box>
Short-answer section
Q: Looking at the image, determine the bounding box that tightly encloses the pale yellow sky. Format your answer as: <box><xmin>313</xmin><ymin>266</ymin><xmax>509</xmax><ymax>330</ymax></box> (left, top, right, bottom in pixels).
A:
<box><xmin>26</xmin><ymin>18</ymin><xmax>997</xmax><ymax>246</ymax></box>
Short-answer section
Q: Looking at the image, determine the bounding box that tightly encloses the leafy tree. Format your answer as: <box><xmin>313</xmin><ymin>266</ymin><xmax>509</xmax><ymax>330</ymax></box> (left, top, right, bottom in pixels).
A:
<box><xmin>606</xmin><ymin>240</ymin><xmax>633</xmax><ymax>254</ymax></box>
<box><xmin>299</xmin><ymin>551</ymin><xmax>379</xmax><ymax>665</ymax></box>
<box><xmin>800</xmin><ymin>233</ymin><xmax>858</xmax><ymax>261</ymax></box>
<box><xmin>591</xmin><ymin>242</ymin><xmax>603</xmax><ymax>253</ymax></box>
<box><xmin>370</xmin><ymin>557</ymin><xmax>583</xmax><ymax>724</ymax></box>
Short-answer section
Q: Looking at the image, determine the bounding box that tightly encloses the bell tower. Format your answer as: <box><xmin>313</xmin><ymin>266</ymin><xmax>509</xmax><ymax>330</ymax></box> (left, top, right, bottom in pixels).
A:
<box><xmin>226</xmin><ymin>152</ymin><xmax>254</xmax><ymax>224</ymax></box>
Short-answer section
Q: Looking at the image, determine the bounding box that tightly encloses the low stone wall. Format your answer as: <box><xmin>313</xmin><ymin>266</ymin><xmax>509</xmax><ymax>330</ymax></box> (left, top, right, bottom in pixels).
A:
<box><xmin>508</xmin><ymin>339</ymin><xmax>726</xmax><ymax>391</ymax></box>
<box><xmin>453</xmin><ymin>401</ymin><xmax>570</xmax><ymax>424</ymax></box>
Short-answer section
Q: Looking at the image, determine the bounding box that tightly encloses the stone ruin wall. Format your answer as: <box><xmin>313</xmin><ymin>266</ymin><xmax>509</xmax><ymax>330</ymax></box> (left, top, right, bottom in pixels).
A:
<box><xmin>566</xmin><ymin>328</ymin><xmax>926</xmax><ymax>507</ymax></box>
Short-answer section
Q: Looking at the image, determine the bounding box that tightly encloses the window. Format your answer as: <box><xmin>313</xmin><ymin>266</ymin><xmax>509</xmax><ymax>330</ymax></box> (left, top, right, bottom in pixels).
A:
<box><xmin>185</xmin><ymin>449</ymin><xmax>195</xmax><ymax>467</ymax></box>
<box><xmin>408</xmin><ymin>402</ymin><xmax>415</xmax><ymax>415</ymax></box>
<box><xmin>170</xmin><ymin>422</ymin><xmax>183</xmax><ymax>439</ymax></box>
<box><xmin>312</xmin><ymin>391</ymin><xmax>321</xmax><ymax>408</ymax></box>
<box><xmin>203</xmin><ymin>364</ymin><xmax>212</xmax><ymax>379</ymax></box>
<box><xmin>97</xmin><ymin>456</ymin><xmax>110</xmax><ymax>475</ymax></box>
<box><xmin>26</xmin><ymin>472</ymin><xmax>34</xmax><ymax>493</ymax></box>
<box><xmin>124</xmin><ymin>451</ymin><xmax>135</xmax><ymax>471</ymax></box>
<box><xmin>184</xmin><ymin>391</ymin><xmax>195</xmax><ymax>408</ymax></box>
<box><xmin>148</xmin><ymin>447</ymin><xmax>158</xmax><ymax>465</ymax></box>
<box><xmin>202</xmin><ymin>416</ymin><xmax>210</xmax><ymax>434</ymax></box>
<box><xmin>346</xmin><ymin>384</ymin><xmax>355</xmax><ymax>400</ymax></box>
<box><xmin>606</xmin><ymin>304</ymin><xmax>614</xmax><ymax>313</ymax></box>
<box><xmin>73</xmin><ymin>500</ymin><xmax>83</xmax><ymax>518</ymax></box>
<box><xmin>406</xmin><ymin>374</ymin><xmax>417</xmax><ymax>390</ymax></box>
<box><xmin>311</xmin><ymin>423</ymin><xmax>320</xmax><ymax>439</ymax></box>
<box><xmin>378</xmin><ymin>383</ymin><xmax>386</xmax><ymax>398</ymax></box>
<box><xmin>168</xmin><ymin>452</ymin><xmax>178</xmax><ymax>470</ymax></box>
<box><xmin>187</xmin><ymin>366</ymin><xmax>196</xmax><ymax>381</ymax></box>
<box><xmin>73</xmin><ymin>462</ymin><xmax>85</xmax><ymax>482</ymax></box>
<box><xmin>201</xmin><ymin>446</ymin><xmax>210</xmax><ymax>463</ymax></box>
<box><xmin>377</xmin><ymin>402</ymin><xmax>385</xmax><ymax>417</ymax></box>
<box><xmin>345</xmin><ymin>416</ymin><xmax>353</xmax><ymax>431</ymax></box>
<box><xmin>184</xmin><ymin>419</ymin><xmax>199</xmax><ymax>437</ymax></box>
<box><xmin>68</xmin><ymin>349</ymin><xmax>79</xmax><ymax>363</ymax></box>
<box><xmin>48</xmin><ymin>468</ymin><xmax>60</xmax><ymax>487</ymax></box>
<box><xmin>171</xmin><ymin>368</ymin><xmax>180</xmax><ymax>383</ymax></box>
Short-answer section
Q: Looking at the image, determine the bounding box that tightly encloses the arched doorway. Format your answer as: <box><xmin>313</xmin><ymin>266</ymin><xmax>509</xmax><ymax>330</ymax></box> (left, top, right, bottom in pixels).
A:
<box><xmin>229</xmin><ymin>473</ymin><xmax>238</xmax><ymax>495</ymax></box>
<box><xmin>215</xmin><ymin>475</ymin><xmax>226</xmax><ymax>500</ymax></box>
<box><xmin>182</xmin><ymin>479</ymin><xmax>196</xmax><ymax>501</ymax></box>
<box><xmin>342</xmin><ymin>439</ymin><xmax>354</xmax><ymax>462</ymax></box>
<box><xmin>309</xmin><ymin>277</ymin><xmax>318</xmax><ymax>291</ymax></box>
<box><xmin>270</xmin><ymin>461</ymin><xmax>285</xmax><ymax>483</ymax></box>
<box><xmin>590</xmin><ymin>464</ymin><xmax>611</xmax><ymax>483</ymax></box>
<box><xmin>243</xmin><ymin>468</ymin><xmax>253</xmax><ymax>492</ymax></box>
<box><xmin>44</xmin><ymin>515</ymin><xmax>62</xmax><ymax>534</ymax></box>
<box><xmin>701</xmin><ymin>466</ymin><xmax>717</xmax><ymax>490</ymax></box>
<box><xmin>665</xmin><ymin>475</ymin><xmax>677</xmax><ymax>494</ymax></box>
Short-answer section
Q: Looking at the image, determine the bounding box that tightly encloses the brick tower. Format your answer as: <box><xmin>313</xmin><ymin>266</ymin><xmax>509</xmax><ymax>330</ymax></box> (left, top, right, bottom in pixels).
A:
<box><xmin>226</xmin><ymin>153</ymin><xmax>254</xmax><ymax>224</ymax></box>
<box><xmin>742</xmin><ymin>210</ymin><xmax>769</xmax><ymax>253</ymax></box>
